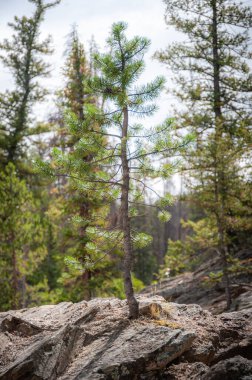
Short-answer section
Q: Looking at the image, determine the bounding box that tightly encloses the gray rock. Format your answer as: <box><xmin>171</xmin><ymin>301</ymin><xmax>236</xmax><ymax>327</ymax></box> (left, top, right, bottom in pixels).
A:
<box><xmin>141</xmin><ymin>254</ymin><xmax>252</xmax><ymax>315</ymax></box>
<box><xmin>164</xmin><ymin>362</ymin><xmax>209</xmax><ymax>379</ymax></box>
<box><xmin>0</xmin><ymin>297</ymin><xmax>251</xmax><ymax>380</ymax></box>
<box><xmin>233</xmin><ymin>291</ymin><xmax>252</xmax><ymax>312</ymax></box>
<box><xmin>0</xmin><ymin>315</ymin><xmax>42</xmax><ymax>336</ymax></box>
<box><xmin>0</xmin><ymin>298</ymin><xmax>195</xmax><ymax>380</ymax></box>
<box><xmin>202</xmin><ymin>356</ymin><xmax>252</xmax><ymax>380</ymax></box>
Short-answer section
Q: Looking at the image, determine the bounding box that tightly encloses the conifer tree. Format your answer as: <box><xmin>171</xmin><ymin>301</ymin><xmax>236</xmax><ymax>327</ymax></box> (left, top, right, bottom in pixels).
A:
<box><xmin>61</xmin><ymin>27</ymin><xmax>94</xmax><ymax>121</ymax></box>
<box><xmin>0</xmin><ymin>0</ymin><xmax>60</xmax><ymax>168</ymax></box>
<box><xmin>0</xmin><ymin>164</ymin><xmax>47</xmax><ymax>310</ymax></box>
<box><xmin>156</xmin><ymin>0</ymin><xmax>252</xmax><ymax>308</ymax></box>
<box><xmin>56</xmin><ymin>28</ymin><xmax>106</xmax><ymax>300</ymax></box>
<box><xmin>38</xmin><ymin>22</ymin><xmax>190</xmax><ymax>318</ymax></box>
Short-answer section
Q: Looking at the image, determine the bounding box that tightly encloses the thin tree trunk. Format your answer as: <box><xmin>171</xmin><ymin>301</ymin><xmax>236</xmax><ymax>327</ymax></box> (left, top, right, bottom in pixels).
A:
<box><xmin>9</xmin><ymin>173</ymin><xmax>19</xmax><ymax>309</ymax></box>
<box><xmin>77</xmin><ymin>64</ymin><xmax>91</xmax><ymax>300</ymax></box>
<box><xmin>121</xmin><ymin>106</ymin><xmax>139</xmax><ymax>319</ymax></box>
<box><xmin>222</xmin><ymin>246</ymin><xmax>232</xmax><ymax>309</ymax></box>
<box><xmin>11</xmin><ymin>240</ymin><xmax>18</xmax><ymax>310</ymax></box>
<box><xmin>212</xmin><ymin>0</ymin><xmax>231</xmax><ymax>309</ymax></box>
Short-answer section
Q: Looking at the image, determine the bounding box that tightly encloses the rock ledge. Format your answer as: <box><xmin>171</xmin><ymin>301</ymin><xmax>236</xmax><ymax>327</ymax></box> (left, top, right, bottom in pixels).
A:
<box><xmin>0</xmin><ymin>296</ymin><xmax>251</xmax><ymax>379</ymax></box>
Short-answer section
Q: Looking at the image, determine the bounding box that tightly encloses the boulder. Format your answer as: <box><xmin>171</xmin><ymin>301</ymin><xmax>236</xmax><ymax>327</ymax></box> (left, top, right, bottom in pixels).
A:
<box><xmin>164</xmin><ymin>362</ymin><xmax>209</xmax><ymax>379</ymax></box>
<box><xmin>0</xmin><ymin>296</ymin><xmax>251</xmax><ymax>379</ymax></box>
<box><xmin>202</xmin><ymin>356</ymin><xmax>252</xmax><ymax>380</ymax></box>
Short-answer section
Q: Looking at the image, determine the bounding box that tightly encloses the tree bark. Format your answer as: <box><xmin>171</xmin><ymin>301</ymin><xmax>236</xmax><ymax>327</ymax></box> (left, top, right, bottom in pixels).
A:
<box><xmin>11</xmin><ymin>236</ymin><xmax>18</xmax><ymax>310</ymax></box>
<box><xmin>79</xmin><ymin>199</ymin><xmax>92</xmax><ymax>300</ymax></box>
<box><xmin>121</xmin><ymin>106</ymin><xmax>139</xmax><ymax>319</ymax></box>
<box><xmin>212</xmin><ymin>0</ymin><xmax>232</xmax><ymax>309</ymax></box>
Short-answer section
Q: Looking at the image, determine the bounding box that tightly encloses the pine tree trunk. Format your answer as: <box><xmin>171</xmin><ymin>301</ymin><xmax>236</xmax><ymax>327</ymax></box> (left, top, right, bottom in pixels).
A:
<box><xmin>212</xmin><ymin>0</ymin><xmax>231</xmax><ymax>310</ymax></box>
<box><xmin>78</xmin><ymin>72</ymin><xmax>91</xmax><ymax>300</ymax></box>
<box><xmin>81</xmin><ymin>271</ymin><xmax>92</xmax><ymax>299</ymax></box>
<box><xmin>121</xmin><ymin>106</ymin><xmax>139</xmax><ymax>319</ymax></box>
<box><xmin>79</xmin><ymin>197</ymin><xmax>92</xmax><ymax>300</ymax></box>
<box><xmin>11</xmin><ymin>241</ymin><xmax>18</xmax><ymax>310</ymax></box>
<box><xmin>222</xmin><ymin>245</ymin><xmax>232</xmax><ymax>310</ymax></box>
<box><xmin>10</xmin><ymin>176</ymin><xmax>19</xmax><ymax>309</ymax></box>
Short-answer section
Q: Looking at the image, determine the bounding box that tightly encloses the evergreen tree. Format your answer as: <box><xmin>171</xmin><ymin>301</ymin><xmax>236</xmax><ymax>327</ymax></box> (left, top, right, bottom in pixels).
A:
<box><xmin>38</xmin><ymin>22</ymin><xmax>190</xmax><ymax>318</ymax></box>
<box><xmin>62</xmin><ymin>27</ymin><xmax>95</xmax><ymax>121</ymax></box>
<box><xmin>156</xmin><ymin>0</ymin><xmax>252</xmax><ymax>308</ymax></box>
<box><xmin>56</xmin><ymin>28</ymin><xmax>109</xmax><ymax>300</ymax></box>
<box><xmin>0</xmin><ymin>164</ymin><xmax>47</xmax><ymax>310</ymax></box>
<box><xmin>0</xmin><ymin>0</ymin><xmax>60</xmax><ymax>169</ymax></box>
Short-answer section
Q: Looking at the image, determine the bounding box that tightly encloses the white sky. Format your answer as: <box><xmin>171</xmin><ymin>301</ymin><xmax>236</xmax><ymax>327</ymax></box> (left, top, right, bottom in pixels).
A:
<box><xmin>0</xmin><ymin>0</ymin><xmax>180</xmax><ymax>120</ymax></box>
<box><xmin>0</xmin><ymin>0</ymin><xmax>181</xmax><ymax>193</ymax></box>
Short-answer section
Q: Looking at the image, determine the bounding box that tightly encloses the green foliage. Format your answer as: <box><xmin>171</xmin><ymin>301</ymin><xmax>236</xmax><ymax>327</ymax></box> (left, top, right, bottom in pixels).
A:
<box><xmin>36</xmin><ymin>22</ymin><xmax>188</xmax><ymax>310</ymax></box>
<box><xmin>158</xmin><ymin>210</ymin><xmax>172</xmax><ymax>223</ymax></box>
<box><xmin>203</xmin><ymin>256</ymin><xmax>252</xmax><ymax>287</ymax></box>
<box><xmin>131</xmin><ymin>202</ymin><xmax>163</xmax><ymax>285</ymax></box>
<box><xmin>204</xmin><ymin>271</ymin><xmax>223</xmax><ymax>286</ymax></box>
<box><xmin>0</xmin><ymin>0</ymin><xmax>60</xmax><ymax>166</ymax></box>
<box><xmin>161</xmin><ymin>218</ymin><xmax>218</xmax><ymax>277</ymax></box>
<box><xmin>99</xmin><ymin>274</ymin><xmax>144</xmax><ymax>300</ymax></box>
<box><xmin>156</xmin><ymin>0</ymin><xmax>252</xmax><ymax>307</ymax></box>
<box><xmin>132</xmin><ymin>232</ymin><xmax>153</xmax><ymax>249</ymax></box>
<box><xmin>0</xmin><ymin>163</ymin><xmax>48</xmax><ymax>310</ymax></box>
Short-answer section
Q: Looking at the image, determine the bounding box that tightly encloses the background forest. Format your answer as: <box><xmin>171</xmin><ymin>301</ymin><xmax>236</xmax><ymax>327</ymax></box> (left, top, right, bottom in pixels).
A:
<box><xmin>0</xmin><ymin>0</ymin><xmax>251</xmax><ymax>313</ymax></box>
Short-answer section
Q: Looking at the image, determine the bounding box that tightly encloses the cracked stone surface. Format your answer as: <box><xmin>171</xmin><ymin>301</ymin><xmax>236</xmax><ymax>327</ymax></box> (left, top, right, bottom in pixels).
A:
<box><xmin>0</xmin><ymin>296</ymin><xmax>251</xmax><ymax>379</ymax></box>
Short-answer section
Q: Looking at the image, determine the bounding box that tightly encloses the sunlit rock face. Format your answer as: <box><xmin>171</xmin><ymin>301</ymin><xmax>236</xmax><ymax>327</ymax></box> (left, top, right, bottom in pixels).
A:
<box><xmin>0</xmin><ymin>296</ymin><xmax>251</xmax><ymax>379</ymax></box>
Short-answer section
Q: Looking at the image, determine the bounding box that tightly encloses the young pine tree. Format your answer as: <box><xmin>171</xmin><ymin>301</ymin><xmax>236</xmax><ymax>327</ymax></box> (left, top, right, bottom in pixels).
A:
<box><xmin>0</xmin><ymin>0</ymin><xmax>60</xmax><ymax>169</ymax></box>
<box><xmin>156</xmin><ymin>0</ymin><xmax>252</xmax><ymax>309</ymax></box>
<box><xmin>38</xmin><ymin>22</ymin><xmax>190</xmax><ymax>318</ymax></box>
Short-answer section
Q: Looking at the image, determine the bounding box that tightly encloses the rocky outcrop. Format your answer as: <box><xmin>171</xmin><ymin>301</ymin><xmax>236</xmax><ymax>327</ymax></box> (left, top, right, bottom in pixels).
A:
<box><xmin>0</xmin><ymin>296</ymin><xmax>251</xmax><ymax>379</ymax></box>
<box><xmin>141</xmin><ymin>255</ymin><xmax>252</xmax><ymax>314</ymax></box>
<box><xmin>164</xmin><ymin>356</ymin><xmax>252</xmax><ymax>380</ymax></box>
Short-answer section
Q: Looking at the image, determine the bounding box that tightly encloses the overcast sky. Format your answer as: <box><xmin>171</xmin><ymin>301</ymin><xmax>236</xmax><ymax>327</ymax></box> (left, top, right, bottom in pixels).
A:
<box><xmin>0</xmin><ymin>0</ymin><xmax>180</xmax><ymax>122</ymax></box>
